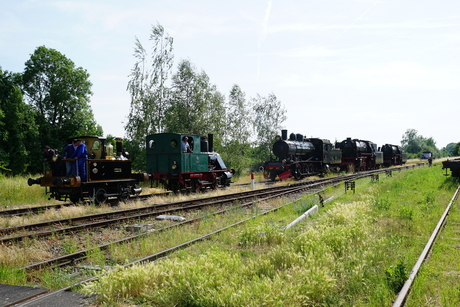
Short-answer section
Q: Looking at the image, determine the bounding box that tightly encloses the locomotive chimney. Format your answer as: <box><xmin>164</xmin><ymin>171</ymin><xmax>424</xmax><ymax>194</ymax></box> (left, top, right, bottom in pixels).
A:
<box><xmin>281</xmin><ymin>130</ymin><xmax>287</xmax><ymax>141</ymax></box>
<box><xmin>208</xmin><ymin>134</ymin><xmax>214</xmax><ymax>152</ymax></box>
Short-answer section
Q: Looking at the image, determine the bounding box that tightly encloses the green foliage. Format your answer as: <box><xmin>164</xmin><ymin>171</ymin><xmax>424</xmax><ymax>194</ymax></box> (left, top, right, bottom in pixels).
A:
<box><xmin>126</xmin><ymin>23</ymin><xmax>174</xmax><ymax>144</ymax></box>
<box><xmin>238</xmin><ymin>221</ymin><xmax>286</xmax><ymax>246</ymax></box>
<box><xmin>385</xmin><ymin>259</ymin><xmax>408</xmax><ymax>293</ymax></box>
<box><xmin>453</xmin><ymin>142</ymin><xmax>460</xmax><ymax>156</ymax></box>
<box><xmin>401</xmin><ymin>128</ymin><xmax>444</xmax><ymax>159</ymax></box>
<box><xmin>22</xmin><ymin>46</ymin><xmax>100</xmax><ymax>154</ymax></box>
<box><xmin>0</xmin><ymin>264</ymin><xmax>26</xmax><ymax>285</ymax></box>
<box><xmin>443</xmin><ymin>142</ymin><xmax>457</xmax><ymax>156</ymax></box>
<box><xmin>220</xmin><ymin>85</ymin><xmax>254</xmax><ymax>173</ymax></box>
<box><xmin>252</xmin><ymin>93</ymin><xmax>287</xmax><ymax>160</ymax></box>
<box><xmin>374</xmin><ymin>196</ymin><xmax>392</xmax><ymax>210</ymax></box>
<box><xmin>0</xmin><ymin>67</ymin><xmax>40</xmax><ymax>174</ymax></box>
<box><xmin>398</xmin><ymin>206</ymin><xmax>414</xmax><ymax>220</ymax></box>
<box><xmin>166</xmin><ymin>59</ymin><xmax>226</xmax><ymax>137</ymax></box>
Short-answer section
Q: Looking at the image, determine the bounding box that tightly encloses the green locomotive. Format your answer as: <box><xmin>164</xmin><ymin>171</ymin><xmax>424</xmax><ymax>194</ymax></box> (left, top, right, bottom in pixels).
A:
<box><xmin>146</xmin><ymin>133</ymin><xmax>233</xmax><ymax>192</ymax></box>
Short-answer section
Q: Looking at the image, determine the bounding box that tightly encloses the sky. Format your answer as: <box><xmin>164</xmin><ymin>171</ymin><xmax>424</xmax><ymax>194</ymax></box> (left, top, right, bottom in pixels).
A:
<box><xmin>1</xmin><ymin>0</ymin><xmax>459</xmax><ymax>149</ymax></box>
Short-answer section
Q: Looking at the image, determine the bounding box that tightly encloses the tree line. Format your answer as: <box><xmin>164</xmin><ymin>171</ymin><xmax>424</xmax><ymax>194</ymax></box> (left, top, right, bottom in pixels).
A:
<box><xmin>123</xmin><ymin>23</ymin><xmax>286</xmax><ymax>172</ymax></box>
<box><xmin>0</xmin><ymin>23</ymin><xmax>286</xmax><ymax>176</ymax></box>
<box><xmin>2</xmin><ymin>23</ymin><xmax>458</xmax><ymax>177</ymax></box>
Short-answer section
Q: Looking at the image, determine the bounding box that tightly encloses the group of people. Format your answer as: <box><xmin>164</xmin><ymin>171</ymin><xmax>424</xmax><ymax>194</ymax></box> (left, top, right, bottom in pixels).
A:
<box><xmin>43</xmin><ymin>139</ymin><xmax>88</xmax><ymax>179</ymax></box>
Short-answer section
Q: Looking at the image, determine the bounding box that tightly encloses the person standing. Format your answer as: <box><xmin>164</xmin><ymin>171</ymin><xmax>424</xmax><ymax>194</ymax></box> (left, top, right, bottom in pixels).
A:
<box><xmin>70</xmin><ymin>139</ymin><xmax>88</xmax><ymax>180</ymax></box>
<box><xmin>62</xmin><ymin>140</ymin><xmax>76</xmax><ymax>176</ymax></box>
<box><xmin>181</xmin><ymin>136</ymin><xmax>192</xmax><ymax>153</ymax></box>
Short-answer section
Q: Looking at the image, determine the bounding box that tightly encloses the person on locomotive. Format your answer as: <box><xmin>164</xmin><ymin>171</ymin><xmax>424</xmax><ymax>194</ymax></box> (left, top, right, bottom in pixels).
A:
<box><xmin>62</xmin><ymin>140</ymin><xmax>76</xmax><ymax>176</ymax></box>
<box><xmin>70</xmin><ymin>139</ymin><xmax>88</xmax><ymax>180</ymax></box>
<box><xmin>43</xmin><ymin>146</ymin><xmax>56</xmax><ymax>162</ymax></box>
<box><xmin>182</xmin><ymin>136</ymin><xmax>193</xmax><ymax>153</ymax></box>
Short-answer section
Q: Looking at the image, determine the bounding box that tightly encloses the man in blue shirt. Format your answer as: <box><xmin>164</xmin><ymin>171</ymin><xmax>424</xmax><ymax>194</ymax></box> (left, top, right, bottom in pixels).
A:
<box><xmin>70</xmin><ymin>139</ymin><xmax>88</xmax><ymax>180</ymax></box>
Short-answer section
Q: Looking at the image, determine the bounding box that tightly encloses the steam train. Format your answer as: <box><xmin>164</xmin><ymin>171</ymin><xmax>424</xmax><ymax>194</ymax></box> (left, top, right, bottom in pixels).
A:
<box><xmin>262</xmin><ymin>130</ymin><xmax>407</xmax><ymax>181</ymax></box>
<box><xmin>28</xmin><ymin>133</ymin><xmax>233</xmax><ymax>204</ymax></box>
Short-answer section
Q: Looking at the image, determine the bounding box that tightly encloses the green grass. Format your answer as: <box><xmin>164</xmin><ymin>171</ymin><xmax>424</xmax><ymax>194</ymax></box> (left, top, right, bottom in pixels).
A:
<box><xmin>79</xmin><ymin>165</ymin><xmax>458</xmax><ymax>306</ymax></box>
<box><xmin>0</xmin><ymin>174</ymin><xmax>54</xmax><ymax>208</ymax></box>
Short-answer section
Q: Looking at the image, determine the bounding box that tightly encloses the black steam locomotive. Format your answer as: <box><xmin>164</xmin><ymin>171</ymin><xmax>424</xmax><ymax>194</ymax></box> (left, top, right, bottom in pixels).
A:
<box><xmin>335</xmin><ymin>138</ymin><xmax>383</xmax><ymax>171</ymax></box>
<box><xmin>263</xmin><ymin>130</ymin><xmax>406</xmax><ymax>181</ymax></box>
<box><xmin>262</xmin><ymin>130</ymin><xmax>342</xmax><ymax>180</ymax></box>
<box><xmin>381</xmin><ymin>144</ymin><xmax>407</xmax><ymax>167</ymax></box>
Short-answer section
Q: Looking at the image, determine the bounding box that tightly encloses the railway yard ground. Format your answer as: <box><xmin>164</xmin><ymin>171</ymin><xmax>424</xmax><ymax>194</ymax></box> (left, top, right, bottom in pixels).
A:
<box><xmin>1</xmin><ymin>160</ymin><xmax>460</xmax><ymax>306</ymax></box>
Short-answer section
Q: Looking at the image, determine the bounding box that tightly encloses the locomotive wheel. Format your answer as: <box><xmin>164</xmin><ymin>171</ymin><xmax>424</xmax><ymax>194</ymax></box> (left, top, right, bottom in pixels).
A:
<box><xmin>117</xmin><ymin>184</ymin><xmax>130</xmax><ymax>202</ymax></box>
<box><xmin>69</xmin><ymin>193</ymin><xmax>81</xmax><ymax>204</ymax></box>
<box><xmin>193</xmin><ymin>179</ymin><xmax>202</xmax><ymax>192</ymax></box>
<box><xmin>118</xmin><ymin>191</ymin><xmax>129</xmax><ymax>202</ymax></box>
<box><xmin>93</xmin><ymin>188</ymin><xmax>107</xmax><ymax>205</ymax></box>
<box><xmin>170</xmin><ymin>181</ymin><xmax>181</xmax><ymax>194</ymax></box>
<box><xmin>294</xmin><ymin>165</ymin><xmax>302</xmax><ymax>180</ymax></box>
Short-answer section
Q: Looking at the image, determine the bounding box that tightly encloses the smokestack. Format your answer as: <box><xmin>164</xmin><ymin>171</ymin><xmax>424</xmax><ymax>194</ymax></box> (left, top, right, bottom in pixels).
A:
<box><xmin>208</xmin><ymin>134</ymin><xmax>214</xmax><ymax>152</ymax></box>
<box><xmin>281</xmin><ymin>130</ymin><xmax>287</xmax><ymax>141</ymax></box>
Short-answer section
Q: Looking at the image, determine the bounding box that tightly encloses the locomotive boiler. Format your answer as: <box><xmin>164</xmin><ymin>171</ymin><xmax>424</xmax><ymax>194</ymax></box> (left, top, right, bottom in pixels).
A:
<box><xmin>263</xmin><ymin>130</ymin><xmax>341</xmax><ymax>180</ymax></box>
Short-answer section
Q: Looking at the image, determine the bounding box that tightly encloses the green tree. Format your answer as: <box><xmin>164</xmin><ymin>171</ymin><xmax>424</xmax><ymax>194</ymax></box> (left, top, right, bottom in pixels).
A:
<box><xmin>401</xmin><ymin>129</ymin><xmax>441</xmax><ymax>158</ymax></box>
<box><xmin>166</xmin><ymin>59</ymin><xmax>226</xmax><ymax>141</ymax></box>
<box><xmin>442</xmin><ymin>143</ymin><xmax>458</xmax><ymax>156</ymax></box>
<box><xmin>453</xmin><ymin>143</ymin><xmax>460</xmax><ymax>156</ymax></box>
<box><xmin>0</xmin><ymin>68</ymin><xmax>39</xmax><ymax>174</ymax></box>
<box><xmin>126</xmin><ymin>23</ymin><xmax>174</xmax><ymax>141</ymax></box>
<box><xmin>401</xmin><ymin>129</ymin><xmax>423</xmax><ymax>154</ymax></box>
<box><xmin>22</xmin><ymin>46</ymin><xmax>101</xmax><ymax>150</ymax></box>
<box><xmin>252</xmin><ymin>93</ymin><xmax>286</xmax><ymax>160</ymax></box>
<box><xmin>220</xmin><ymin>84</ymin><xmax>253</xmax><ymax>174</ymax></box>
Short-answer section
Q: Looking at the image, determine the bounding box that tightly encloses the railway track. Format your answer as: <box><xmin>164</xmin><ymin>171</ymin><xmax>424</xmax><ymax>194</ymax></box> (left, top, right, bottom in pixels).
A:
<box><xmin>392</xmin><ymin>185</ymin><xmax>460</xmax><ymax>306</ymax></box>
<box><xmin>3</xmin><ymin>164</ymin><xmax>425</xmax><ymax>306</ymax></box>
<box><xmin>1</xmin><ymin>166</ymin><xmax>410</xmax><ymax>244</ymax></box>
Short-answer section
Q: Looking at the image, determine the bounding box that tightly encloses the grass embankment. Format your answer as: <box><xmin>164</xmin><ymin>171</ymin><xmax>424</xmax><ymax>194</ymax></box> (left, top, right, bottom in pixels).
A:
<box><xmin>80</xmin><ymin>164</ymin><xmax>459</xmax><ymax>306</ymax></box>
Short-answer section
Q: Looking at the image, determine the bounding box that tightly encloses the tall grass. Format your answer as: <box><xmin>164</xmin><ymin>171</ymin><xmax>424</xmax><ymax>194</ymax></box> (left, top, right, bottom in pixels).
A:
<box><xmin>0</xmin><ymin>174</ymin><xmax>53</xmax><ymax>208</ymax></box>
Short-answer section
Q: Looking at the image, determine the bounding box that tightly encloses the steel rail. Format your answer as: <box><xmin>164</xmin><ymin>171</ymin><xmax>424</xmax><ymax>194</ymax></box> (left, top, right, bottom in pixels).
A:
<box><xmin>21</xmin><ymin>184</ymin><xmax>315</xmax><ymax>271</ymax></box>
<box><xmin>391</xmin><ymin>185</ymin><xmax>460</xmax><ymax>307</ymax></box>
<box><xmin>15</xmin><ymin>183</ymin><xmax>322</xmax><ymax>306</ymax></box>
<box><xmin>3</xmin><ymin>165</ymin><xmax>422</xmax><ymax>244</ymax></box>
<box><xmin>14</xmin><ymin>164</ymin><xmax>424</xmax><ymax>306</ymax></box>
<box><xmin>0</xmin><ymin>184</ymin><xmax>313</xmax><ymax>244</ymax></box>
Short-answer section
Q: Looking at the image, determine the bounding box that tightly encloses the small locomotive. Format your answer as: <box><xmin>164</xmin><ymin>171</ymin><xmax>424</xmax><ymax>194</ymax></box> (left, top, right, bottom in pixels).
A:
<box><xmin>335</xmin><ymin>138</ymin><xmax>384</xmax><ymax>171</ymax></box>
<box><xmin>262</xmin><ymin>130</ymin><xmax>342</xmax><ymax>181</ymax></box>
<box><xmin>146</xmin><ymin>132</ymin><xmax>234</xmax><ymax>192</ymax></box>
<box><xmin>28</xmin><ymin>136</ymin><xmax>147</xmax><ymax>204</ymax></box>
